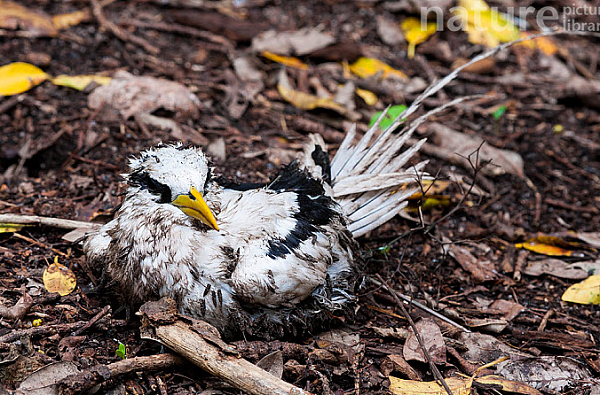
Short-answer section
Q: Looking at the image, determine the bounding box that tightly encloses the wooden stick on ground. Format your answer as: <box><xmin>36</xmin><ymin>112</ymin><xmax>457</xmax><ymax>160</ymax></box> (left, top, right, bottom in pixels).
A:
<box><xmin>0</xmin><ymin>213</ymin><xmax>98</xmax><ymax>230</ymax></box>
<box><xmin>138</xmin><ymin>298</ymin><xmax>312</xmax><ymax>395</ymax></box>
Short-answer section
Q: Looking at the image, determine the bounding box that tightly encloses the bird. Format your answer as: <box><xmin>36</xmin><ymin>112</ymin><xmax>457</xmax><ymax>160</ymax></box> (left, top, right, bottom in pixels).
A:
<box><xmin>84</xmin><ymin>113</ymin><xmax>428</xmax><ymax>340</ymax></box>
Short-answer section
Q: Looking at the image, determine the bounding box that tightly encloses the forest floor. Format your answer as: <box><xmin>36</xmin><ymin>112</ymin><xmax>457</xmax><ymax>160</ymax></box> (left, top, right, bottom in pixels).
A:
<box><xmin>0</xmin><ymin>0</ymin><xmax>599</xmax><ymax>394</ymax></box>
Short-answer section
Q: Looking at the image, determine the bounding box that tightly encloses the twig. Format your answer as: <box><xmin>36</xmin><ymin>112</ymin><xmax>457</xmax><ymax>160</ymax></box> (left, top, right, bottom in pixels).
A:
<box><xmin>139</xmin><ymin>298</ymin><xmax>312</xmax><ymax>395</ymax></box>
<box><xmin>0</xmin><ymin>318</ymin><xmax>124</xmax><ymax>343</ymax></box>
<box><xmin>375</xmin><ymin>275</ymin><xmax>454</xmax><ymax>395</ymax></box>
<box><xmin>72</xmin><ymin>305</ymin><xmax>111</xmax><ymax>336</ymax></box>
<box><xmin>13</xmin><ymin>233</ymin><xmax>68</xmax><ymax>257</ymax></box>
<box><xmin>369</xmin><ymin>277</ymin><xmax>470</xmax><ymax>333</ymax></box>
<box><xmin>0</xmin><ymin>214</ymin><xmax>98</xmax><ymax>230</ymax></box>
<box><xmin>90</xmin><ymin>0</ymin><xmax>160</xmax><ymax>54</ymax></box>
<box><xmin>58</xmin><ymin>353</ymin><xmax>186</xmax><ymax>395</ymax></box>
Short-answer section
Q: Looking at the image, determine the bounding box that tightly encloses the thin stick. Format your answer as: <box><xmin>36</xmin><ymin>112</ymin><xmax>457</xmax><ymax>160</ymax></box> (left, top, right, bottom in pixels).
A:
<box><xmin>375</xmin><ymin>274</ymin><xmax>453</xmax><ymax>395</ymax></box>
<box><xmin>369</xmin><ymin>277</ymin><xmax>471</xmax><ymax>333</ymax></box>
<box><xmin>0</xmin><ymin>214</ymin><xmax>98</xmax><ymax>230</ymax></box>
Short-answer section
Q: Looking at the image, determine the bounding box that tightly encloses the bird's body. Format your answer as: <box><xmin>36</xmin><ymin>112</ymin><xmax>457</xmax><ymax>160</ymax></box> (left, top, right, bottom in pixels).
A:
<box><xmin>85</xmin><ymin>117</ymin><xmax>427</xmax><ymax>339</ymax></box>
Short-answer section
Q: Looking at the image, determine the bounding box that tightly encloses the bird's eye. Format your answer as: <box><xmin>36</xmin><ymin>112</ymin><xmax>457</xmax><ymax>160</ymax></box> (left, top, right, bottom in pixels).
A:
<box><xmin>129</xmin><ymin>171</ymin><xmax>172</xmax><ymax>203</ymax></box>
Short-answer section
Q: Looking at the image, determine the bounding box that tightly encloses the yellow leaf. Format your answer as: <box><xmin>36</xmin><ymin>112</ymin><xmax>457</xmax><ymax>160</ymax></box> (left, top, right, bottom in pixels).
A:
<box><xmin>349</xmin><ymin>57</ymin><xmax>407</xmax><ymax>80</ymax></box>
<box><xmin>0</xmin><ymin>223</ymin><xmax>26</xmax><ymax>233</ymax></box>
<box><xmin>52</xmin><ymin>10</ymin><xmax>90</xmax><ymax>30</ymax></box>
<box><xmin>518</xmin><ymin>32</ymin><xmax>558</xmax><ymax>56</ymax></box>
<box><xmin>475</xmin><ymin>375</ymin><xmax>543</xmax><ymax>395</ymax></box>
<box><xmin>261</xmin><ymin>51</ymin><xmax>308</xmax><ymax>70</ymax></box>
<box><xmin>0</xmin><ymin>0</ymin><xmax>57</xmax><ymax>37</ymax></box>
<box><xmin>515</xmin><ymin>235</ymin><xmax>587</xmax><ymax>257</ymax></box>
<box><xmin>0</xmin><ymin>62</ymin><xmax>49</xmax><ymax>96</ymax></box>
<box><xmin>389</xmin><ymin>376</ymin><xmax>473</xmax><ymax>395</ymax></box>
<box><xmin>51</xmin><ymin>74</ymin><xmax>111</xmax><ymax>91</ymax></box>
<box><xmin>401</xmin><ymin>17</ymin><xmax>437</xmax><ymax>59</ymax></box>
<box><xmin>277</xmin><ymin>69</ymin><xmax>346</xmax><ymax>114</ymax></box>
<box><xmin>562</xmin><ymin>275</ymin><xmax>600</xmax><ymax>305</ymax></box>
<box><xmin>355</xmin><ymin>87</ymin><xmax>378</xmax><ymax>105</ymax></box>
<box><xmin>455</xmin><ymin>0</ymin><xmax>520</xmax><ymax>47</ymax></box>
<box><xmin>43</xmin><ymin>257</ymin><xmax>77</xmax><ymax>296</ymax></box>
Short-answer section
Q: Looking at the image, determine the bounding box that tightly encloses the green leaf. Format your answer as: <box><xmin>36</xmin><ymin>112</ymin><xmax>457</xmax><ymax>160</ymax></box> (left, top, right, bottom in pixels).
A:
<box><xmin>492</xmin><ymin>105</ymin><xmax>506</xmax><ymax>121</ymax></box>
<box><xmin>116</xmin><ymin>342</ymin><xmax>126</xmax><ymax>359</ymax></box>
<box><xmin>369</xmin><ymin>105</ymin><xmax>408</xmax><ymax>130</ymax></box>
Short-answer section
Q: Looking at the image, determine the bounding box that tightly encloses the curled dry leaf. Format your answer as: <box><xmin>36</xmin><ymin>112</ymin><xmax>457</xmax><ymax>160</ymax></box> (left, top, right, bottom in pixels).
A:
<box><xmin>88</xmin><ymin>70</ymin><xmax>200</xmax><ymax>120</ymax></box>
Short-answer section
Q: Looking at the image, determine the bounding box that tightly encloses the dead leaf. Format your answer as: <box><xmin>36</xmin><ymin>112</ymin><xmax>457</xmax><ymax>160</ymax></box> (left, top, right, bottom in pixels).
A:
<box><xmin>524</xmin><ymin>258</ymin><xmax>600</xmax><ymax>280</ymax></box>
<box><xmin>489</xmin><ymin>299</ymin><xmax>524</xmax><ymax>321</ymax></box>
<box><xmin>454</xmin><ymin>0</ymin><xmax>520</xmax><ymax>47</ymax></box>
<box><xmin>356</xmin><ymin>88</ymin><xmax>378</xmax><ymax>105</ymax></box>
<box><xmin>403</xmin><ymin>318</ymin><xmax>446</xmax><ymax>364</ymax></box>
<box><xmin>16</xmin><ymin>361</ymin><xmax>80</xmax><ymax>395</ymax></box>
<box><xmin>389</xmin><ymin>376</ymin><xmax>472</xmax><ymax>395</ymax></box>
<box><xmin>0</xmin><ymin>0</ymin><xmax>57</xmax><ymax>37</ymax></box>
<box><xmin>518</xmin><ymin>32</ymin><xmax>558</xmax><ymax>56</ymax></box>
<box><xmin>515</xmin><ymin>235</ymin><xmax>587</xmax><ymax>257</ymax></box>
<box><xmin>256</xmin><ymin>351</ymin><xmax>284</xmax><ymax>379</ymax></box>
<box><xmin>497</xmin><ymin>356</ymin><xmax>594</xmax><ymax>393</ymax></box>
<box><xmin>561</xmin><ymin>275</ymin><xmax>600</xmax><ymax>305</ymax></box>
<box><xmin>51</xmin><ymin>10</ymin><xmax>90</xmax><ymax>30</ymax></box>
<box><xmin>0</xmin><ymin>62</ymin><xmax>49</xmax><ymax>96</ymax></box>
<box><xmin>261</xmin><ymin>51</ymin><xmax>308</xmax><ymax>70</ymax></box>
<box><xmin>252</xmin><ymin>28</ymin><xmax>335</xmax><ymax>56</ymax></box>
<box><xmin>51</xmin><ymin>74</ymin><xmax>111</xmax><ymax>91</ymax></box>
<box><xmin>376</xmin><ymin>16</ymin><xmax>404</xmax><ymax>46</ymax></box>
<box><xmin>446</xmin><ymin>241</ymin><xmax>499</xmax><ymax>282</ymax></box>
<box><xmin>0</xmin><ymin>223</ymin><xmax>27</xmax><ymax>233</ymax></box>
<box><xmin>88</xmin><ymin>70</ymin><xmax>200</xmax><ymax>121</ymax></box>
<box><xmin>475</xmin><ymin>375</ymin><xmax>542</xmax><ymax>395</ymax></box>
<box><xmin>427</xmin><ymin>123</ymin><xmax>524</xmax><ymax>178</ymax></box>
<box><xmin>277</xmin><ymin>69</ymin><xmax>347</xmax><ymax>115</ymax></box>
<box><xmin>463</xmin><ymin>317</ymin><xmax>508</xmax><ymax>333</ymax></box>
<box><xmin>349</xmin><ymin>57</ymin><xmax>407</xmax><ymax>80</ymax></box>
<box><xmin>401</xmin><ymin>17</ymin><xmax>437</xmax><ymax>59</ymax></box>
<box><xmin>42</xmin><ymin>257</ymin><xmax>77</xmax><ymax>296</ymax></box>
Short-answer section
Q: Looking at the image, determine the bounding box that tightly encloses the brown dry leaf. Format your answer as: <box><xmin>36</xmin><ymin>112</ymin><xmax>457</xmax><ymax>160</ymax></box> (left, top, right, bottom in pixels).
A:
<box><xmin>261</xmin><ymin>51</ymin><xmax>308</xmax><ymax>70</ymax></box>
<box><xmin>43</xmin><ymin>257</ymin><xmax>77</xmax><ymax>297</ymax></box>
<box><xmin>446</xmin><ymin>241</ymin><xmax>499</xmax><ymax>282</ymax></box>
<box><xmin>51</xmin><ymin>75</ymin><xmax>111</xmax><ymax>91</ymax></box>
<box><xmin>349</xmin><ymin>57</ymin><xmax>407</xmax><ymax>80</ymax></box>
<box><xmin>523</xmin><ymin>258</ymin><xmax>600</xmax><ymax>280</ymax></box>
<box><xmin>17</xmin><ymin>361</ymin><xmax>81</xmax><ymax>395</ymax></box>
<box><xmin>88</xmin><ymin>70</ymin><xmax>200</xmax><ymax>120</ymax></box>
<box><xmin>389</xmin><ymin>376</ymin><xmax>472</xmax><ymax>395</ymax></box>
<box><xmin>277</xmin><ymin>69</ymin><xmax>347</xmax><ymax>115</ymax></box>
<box><xmin>0</xmin><ymin>62</ymin><xmax>50</xmax><ymax>96</ymax></box>
<box><xmin>427</xmin><ymin>123</ymin><xmax>524</xmax><ymax>178</ymax></box>
<box><xmin>376</xmin><ymin>16</ymin><xmax>404</xmax><ymax>46</ymax></box>
<box><xmin>0</xmin><ymin>0</ymin><xmax>57</xmax><ymax>37</ymax></box>
<box><xmin>252</xmin><ymin>28</ymin><xmax>335</xmax><ymax>56</ymax></box>
<box><xmin>51</xmin><ymin>10</ymin><xmax>90</xmax><ymax>30</ymax></box>
<box><xmin>403</xmin><ymin>318</ymin><xmax>446</xmax><ymax>364</ymax></box>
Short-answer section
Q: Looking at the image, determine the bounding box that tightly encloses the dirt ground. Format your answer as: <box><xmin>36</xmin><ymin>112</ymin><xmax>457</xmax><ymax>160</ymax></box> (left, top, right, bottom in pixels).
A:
<box><xmin>0</xmin><ymin>0</ymin><xmax>599</xmax><ymax>394</ymax></box>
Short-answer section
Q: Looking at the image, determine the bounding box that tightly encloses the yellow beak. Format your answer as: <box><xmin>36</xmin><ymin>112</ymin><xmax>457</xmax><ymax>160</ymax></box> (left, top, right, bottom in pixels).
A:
<box><xmin>172</xmin><ymin>186</ymin><xmax>219</xmax><ymax>230</ymax></box>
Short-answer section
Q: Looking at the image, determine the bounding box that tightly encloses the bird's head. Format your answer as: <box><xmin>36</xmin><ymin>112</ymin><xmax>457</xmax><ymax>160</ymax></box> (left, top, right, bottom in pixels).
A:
<box><xmin>125</xmin><ymin>144</ymin><xmax>219</xmax><ymax>231</ymax></box>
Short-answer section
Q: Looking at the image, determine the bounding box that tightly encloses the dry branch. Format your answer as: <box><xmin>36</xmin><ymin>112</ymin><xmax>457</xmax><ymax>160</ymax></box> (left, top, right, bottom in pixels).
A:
<box><xmin>0</xmin><ymin>214</ymin><xmax>98</xmax><ymax>230</ymax></box>
<box><xmin>138</xmin><ymin>298</ymin><xmax>312</xmax><ymax>395</ymax></box>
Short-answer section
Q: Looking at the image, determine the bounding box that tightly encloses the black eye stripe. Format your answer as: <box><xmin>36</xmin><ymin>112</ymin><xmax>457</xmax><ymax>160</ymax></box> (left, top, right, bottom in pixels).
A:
<box><xmin>129</xmin><ymin>171</ymin><xmax>172</xmax><ymax>203</ymax></box>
